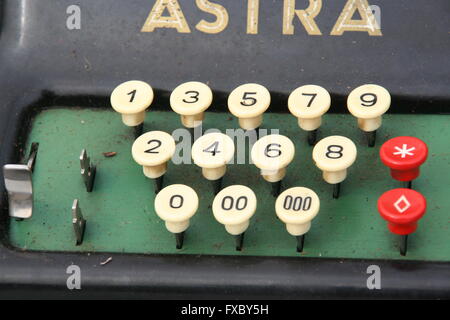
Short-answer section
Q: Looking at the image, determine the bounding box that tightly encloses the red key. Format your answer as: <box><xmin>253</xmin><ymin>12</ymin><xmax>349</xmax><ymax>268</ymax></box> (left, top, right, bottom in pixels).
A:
<box><xmin>378</xmin><ymin>188</ymin><xmax>427</xmax><ymax>255</ymax></box>
<box><xmin>380</xmin><ymin>136</ymin><xmax>428</xmax><ymax>182</ymax></box>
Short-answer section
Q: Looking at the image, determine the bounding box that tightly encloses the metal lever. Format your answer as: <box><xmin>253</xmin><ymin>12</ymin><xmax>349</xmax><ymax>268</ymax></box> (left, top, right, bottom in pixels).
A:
<box><xmin>3</xmin><ymin>165</ymin><xmax>33</xmax><ymax>220</ymax></box>
<box><xmin>3</xmin><ymin>143</ymin><xmax>39</xmax><ymax>220</ymax></box>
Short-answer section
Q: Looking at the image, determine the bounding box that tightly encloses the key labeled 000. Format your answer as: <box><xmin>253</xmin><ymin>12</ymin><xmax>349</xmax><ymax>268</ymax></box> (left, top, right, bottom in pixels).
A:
<box><xmin>283</xmin><ymin>195</ymin><xmax>312</xmax><ymax>212</ymax></box>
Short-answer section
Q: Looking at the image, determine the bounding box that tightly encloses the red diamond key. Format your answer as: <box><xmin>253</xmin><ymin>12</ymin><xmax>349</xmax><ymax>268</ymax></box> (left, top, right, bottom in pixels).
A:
<box><xmin>378</xmin><ymin>188</ymin><xmax>427</xmax><ymax>256</ymax></box>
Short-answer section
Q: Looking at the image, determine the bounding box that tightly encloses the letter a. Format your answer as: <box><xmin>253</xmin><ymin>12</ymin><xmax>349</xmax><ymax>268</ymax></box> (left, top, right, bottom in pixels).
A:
<box><xmin>331</xmin><ymin>0</ymin><xmax>382</xmax><ymax>36</ymax></box>
<box><xmin>66</xmin><ymin>265</ymin><xmax>81</xmax><ymax>290</ymax></box>
<box><xmin>366</xmin><ymin>265</ymin><xmax>381</xmax><ymax>290</ymax></box>
<box><xmin>141</xmin><ymin>0</ymin><xmax>191</xmax><ymax>33</ymax></box>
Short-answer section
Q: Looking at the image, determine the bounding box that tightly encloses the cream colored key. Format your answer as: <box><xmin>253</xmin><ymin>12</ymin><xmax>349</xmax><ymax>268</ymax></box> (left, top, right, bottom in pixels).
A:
<box><xmin>111</xmin><ymin>80</ymin><xmax>154</xmax><ymax>127</ymax></box>
<box><xmin>154</xmin><ymin>184</ymin><xmax>199</xmax><ymax>249</ymax></box>
<box><xmin>275</xmin><ymin>187</ymin><xmax>320</xmax><ymax>252</ymax></box>
<box><xmin>312</xmin><ymin>136</ymin><xmax>357</xmax><ymax>198</ymax></box>
<box><xmin>348</xmin><ymin>84</ymin><xmax>391</xmax><ymax>147</ymax></box>
<box><xmin>212</xmin><ymin>185</ymin><xmax>257</xmax><ymax>251</ymax></box>
<box><xmin>191</xmin><ymin>132</ymin><xmax>235</xmax><ymax>194</ymax></box>
<box><xmin>170</xmin><ymin>81</ymin><xmax>213</xmax><ymax>128</ymax></box>
<box><xmin>251</xmin><ymin>134</ymin><xmax>295</xmax><ymax>196</ymax></box>
<box><xmin>288</xmin><ymin>85</ymin><xmax>331</xmax><ymax>145</ymax></box>
<box><xmin>228</xmin><ymin>83</ymin><xmax>271</xmax><ymax>130</ymax></box>
<box><xmin>347</xmin><ymin>84</ymin><xmax>391</xmax><ymax>132</ymax></box>
<box><xmin>288</xmin><ymin>85</ymin><xmax>331</xmax><ymax>131</ymax></box>
<box><xmin>132</xmin><ymin>131</ymin><xmax>176</xmax><ymax>192</ymax></box>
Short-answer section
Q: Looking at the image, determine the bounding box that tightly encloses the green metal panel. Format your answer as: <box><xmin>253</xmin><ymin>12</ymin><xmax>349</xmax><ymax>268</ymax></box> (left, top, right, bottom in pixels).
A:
<box><xmin>8</xmin><ymin>109</ymin><xmax>450</xmax><ymax>261</ymax></box>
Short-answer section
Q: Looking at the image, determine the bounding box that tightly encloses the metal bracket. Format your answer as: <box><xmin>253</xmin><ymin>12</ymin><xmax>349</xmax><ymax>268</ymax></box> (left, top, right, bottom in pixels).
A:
<box><xmin>72</xmin><ymin>199</ymin><xmax>86</xmax><ymax>245</ymax></box>
<box><xmin>27</xmin><ymin>142</ymin><xmax>39</xmax><ymax>172</ymax></box>
<box><xmin>80</xmin><ymin>149</ymin><xmax>96</xmax><ymax>192</ymax></box>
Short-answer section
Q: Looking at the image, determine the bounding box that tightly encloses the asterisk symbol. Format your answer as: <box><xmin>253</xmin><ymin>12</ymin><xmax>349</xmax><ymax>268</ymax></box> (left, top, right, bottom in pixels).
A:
<box><xmin>393</xmin><ymin>144</ymin><xmax>416</xmax><ymax>158</ymax></box>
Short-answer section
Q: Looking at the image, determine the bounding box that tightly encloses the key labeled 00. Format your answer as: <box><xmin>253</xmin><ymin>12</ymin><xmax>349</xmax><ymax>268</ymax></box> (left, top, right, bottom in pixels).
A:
<box><xmin>221</xmin><ymin>196</ymin><xmax>248</xmax><ymax>211</ymax></box>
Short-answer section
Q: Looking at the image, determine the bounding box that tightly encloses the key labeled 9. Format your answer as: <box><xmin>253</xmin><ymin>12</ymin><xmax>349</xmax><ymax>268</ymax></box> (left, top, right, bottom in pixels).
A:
<box><xmin>347</xmin><ymin>84</ymin><xmax>391</xmax><ymax>132</ymax></box>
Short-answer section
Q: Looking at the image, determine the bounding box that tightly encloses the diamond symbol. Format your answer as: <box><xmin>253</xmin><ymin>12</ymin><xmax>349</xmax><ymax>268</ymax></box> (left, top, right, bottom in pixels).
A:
<box><xmin>394</xmin><ymin>195</ymin><xmax>411</xmax><ymax>213</ymax></box>
<box><xmin>393</xmin><ymin>144</ymin><xmax>416</xmax><ymax>158</ymax></box>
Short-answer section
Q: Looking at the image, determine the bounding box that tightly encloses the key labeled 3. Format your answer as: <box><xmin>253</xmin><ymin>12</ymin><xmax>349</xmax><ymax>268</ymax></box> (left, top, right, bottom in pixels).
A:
<box><xmin>170</xmin><ymin>81</ymin><xmax>213</xmax><ymax>128</ymax></box>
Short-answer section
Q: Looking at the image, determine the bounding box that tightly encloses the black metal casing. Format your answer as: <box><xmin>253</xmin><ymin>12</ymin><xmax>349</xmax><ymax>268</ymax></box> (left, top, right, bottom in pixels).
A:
<box><xmin>0</xmin><ymin>0</ymin><xmax>449</xmax><ymax>299</ymax></box>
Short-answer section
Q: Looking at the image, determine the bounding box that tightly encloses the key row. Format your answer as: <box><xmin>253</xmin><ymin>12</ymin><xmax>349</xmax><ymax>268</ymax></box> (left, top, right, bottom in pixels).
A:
<box><xmin>154</xmin><ymin>184</ymin><xmax>320</xmax><ymax>252</ymax></box>
<box><xmin>132</xmin><ymin>131</ymin><xmax>429</xmax><ymax>199</ymax></box>
<box><xmin>151</xmin><ymin>183</ymin><xmax>427</xmax><ymax>255</ymax></box>
<box><xmin>59</xmin><ymin>183</ymin><xmax>429</xmax><ymax>254</ymax></box>
<box><xmin>132</xmin><ymin>131</ymin><xmax>358</xmax><ymax>198</ymax></box>
<box><xmin>111</xmin><ymin>81</ymin><xmax>391</xmax><ymax>146</ymax></box>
